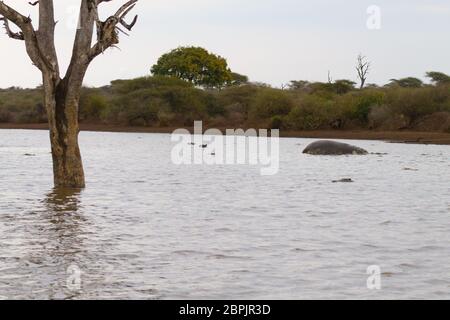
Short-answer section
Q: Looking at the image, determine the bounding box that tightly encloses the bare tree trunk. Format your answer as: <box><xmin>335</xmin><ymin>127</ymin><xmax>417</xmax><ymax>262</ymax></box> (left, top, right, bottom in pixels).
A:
<box><xmin>356</xmin><ymin>54</ymin><xmax>371</xmax><ymax>90</ymax></box>
<box><xmin>360</xmin><ymin>78</ymin><xmax>366</xmax><ymax>90</ymax></box>
<box><xmin>44</xmin><ymin>77</ymin><xmax>85</xmax><ymax>188</ymax></box>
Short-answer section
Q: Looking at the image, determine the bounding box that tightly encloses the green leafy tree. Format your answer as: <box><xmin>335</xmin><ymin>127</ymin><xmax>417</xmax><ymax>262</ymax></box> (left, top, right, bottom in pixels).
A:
<box><xmin>289</xmin><ymin>79</ymin><xmax>355</xmax><ymax>95</ymax></box>
<box><xmin>229</xmin><ymin>72</ymin><xmax>249</xmax><ymax>86</ymax></box>
<box><xmin>388</xmin><ymin>77</ymin><xmax>423</xmax><ymax>88</ymax></box>
<box><xmin>151</xmin><ymin>47</ymin><xmax>233</xmax><ymax>88</ymax></box>
<box><xmin>333</xmin><ymin>80</ymin><xmax>356</xmax><ymax>94</ymax></box>
<box><xmin>288</xmin><ymin>80</ymin><xmax>310</xmax><ymax>91</ymax></box>
<box><xmin>426</xmin><ymin>71</ymin><xmax>450</xmax><ymax>86</ymax></box>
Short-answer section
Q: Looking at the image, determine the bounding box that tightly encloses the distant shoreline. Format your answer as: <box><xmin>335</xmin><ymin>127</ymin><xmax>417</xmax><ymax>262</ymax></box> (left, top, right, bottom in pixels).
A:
<box><xmin>1</xmin><ymin>123</ymin><xmax>450</xmax><ymax>145</ymax></box>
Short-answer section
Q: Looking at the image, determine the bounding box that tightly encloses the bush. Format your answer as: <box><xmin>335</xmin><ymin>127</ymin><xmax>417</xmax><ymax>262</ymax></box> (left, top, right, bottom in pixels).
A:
<box><xmin>15</xmin><ymin>103</ymin><xmax>46</xmax><ymax>123</ymax></box>
<box><xmin>1</xmin><ymin>77</ymin><xmax>449</xmax><ymax>133</ymax></box>
<box><xmin>126</xmin><ymin>102</ymin><xmax>159</xmax><ymax>126</ymax></box>
<box><xmin>354</xmin><ymin>91</ymin><xmax>385</xmax><ymax>123</ymax></box>
<box><xmin>368</xmin><ymin>105</ymin><xmax>392</xmax><ymax>129</ymax></box>
<box><xmin>249</xmin><ymin>88</ymin><xmax>295</xmax><ymax>119</ymax></box>
<box><xmin>163</xmin><ymin>87</ymin><xmax>207</xmax><ymax>115</ymax></box>
<box><xmin>157</xmin><ymin>108</ymin><xmax>176</xmax><ymax>127</ymax></box>
<box><xmin>110</xmin><ymin>76</ymin><xmax>192</xmax><ymax>95</ymax></box>
<box><xmin>80</xmin><ymin>94</ymin><xmax>108</xmax><ymax>121</ymax></box>
<box><xmin>334</xmin><ymin>90</ymin><xmax>384</xmax><ymax>125</ymax></box>
<box><xmin>106</xmin><ymin>83</ymin><xmax>209</xmax><ymax>126</ymax></box>
<box><xmin>270</xmin><ymin>115</ymin><xmax>284</xmax><ymax>129</ymax></box>
<box><xmin>0</xmin><ymin>88</ymin><xmax>42</xmax><ymax>122</ymax></box>
<box><xmin>385</xmin><ymin>86</ymin><xmax>449</xmax><ymax>121</ymax></box>
<box><xmin>216</xmin><ymin>85</ymin><xmax>259</xmax><ymax>118</ymax></box>
<box><xmin>0</xmin><ymin>109</ymin><xmax>12</xmax><ymax>123</ymax></box>
<box><xmin>204</xmin><ymin>93</ymin><xmax>226</xmax><ymax>117</ymax></box>
<box><xmin>286</xmin><ymin>95</ymin><xmax>334</xmax><ymax>130</ymax></box>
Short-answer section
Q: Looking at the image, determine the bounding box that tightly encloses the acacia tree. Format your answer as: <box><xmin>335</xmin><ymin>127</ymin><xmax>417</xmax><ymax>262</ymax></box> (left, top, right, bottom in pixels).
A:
<box><xmin>0</xmin><ymin>0</ymin><xmax>139</xmax><ymax>188</ymax></box>
<box><xmin>426</xmin><ymin>71</ymin><xmax>450</xmax><ymax>86</ymax></box>
<box><xmin>388</xmin><ymin>77</ymin><xmax>423</xmax><ymax>88</ymax></box>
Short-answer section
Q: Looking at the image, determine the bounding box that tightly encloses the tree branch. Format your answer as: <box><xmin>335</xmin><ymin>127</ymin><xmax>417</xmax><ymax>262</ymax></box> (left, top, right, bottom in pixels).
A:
<box><xmin>89</xmin><ymin>0</ymin><xmax>139</xmax><ymax>61</ymax></box>
<box><xmin>36</xmin><ymin>0</ymin><xmax>59</xmax><ymax>77</ymax></box>
<box><xmin>63</xmin><ymin>0</ymin><xmax>98</xmax><ymax>89</ymax></box>
<box><xmin>2</xmin><ymin>0</ymin><xmax>139</xmax><ymax>91</ymax></box>
<box><xmin>0</xmin><ymin>16</ymin><xmax>24</xmax><ymax>40</ymax></box>
<box><xmin>0</xmin><ymin>1</ymin><xmax>49</xmax><ymax>72</ymax></box>
<box><xmin>0</xmin><ymin>1</ymin><xmax>31</xmax><ymax>28</ymax></box>
<box><xmin>62</xmin><ymin>0</ymin><xmax>138</xmax><ymax>91</ymax></box>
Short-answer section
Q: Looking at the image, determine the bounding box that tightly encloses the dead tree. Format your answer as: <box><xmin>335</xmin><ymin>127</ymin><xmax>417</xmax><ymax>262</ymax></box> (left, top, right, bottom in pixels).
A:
<box><xmin>356</xmin><ymin>54</ymin><xmax>370</xmax><ymax>89</ymax></box>
<box><xmin>0</xmin><ymin>0</ymin><xmax>139</xmax><ymax>188</ymax></box>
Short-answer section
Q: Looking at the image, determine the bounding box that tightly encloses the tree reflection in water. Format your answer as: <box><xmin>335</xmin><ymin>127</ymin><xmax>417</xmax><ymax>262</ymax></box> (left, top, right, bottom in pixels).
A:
<box><xmin>31</xmin><ymin>188</ymin><xmax>88</xmax><ymax>299</ymax></box>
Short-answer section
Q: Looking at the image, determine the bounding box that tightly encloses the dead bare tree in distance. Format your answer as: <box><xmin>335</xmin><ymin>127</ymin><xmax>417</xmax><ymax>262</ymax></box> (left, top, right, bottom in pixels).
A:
<box><xmin>356</xmin><ymin>54</ymin><xmax>370</xmax><ymax>89</ymax></box>
<box><xmin>0</xmin><ymin>0</ymin><xmax>139</xmax><ymax>188</ymax></box>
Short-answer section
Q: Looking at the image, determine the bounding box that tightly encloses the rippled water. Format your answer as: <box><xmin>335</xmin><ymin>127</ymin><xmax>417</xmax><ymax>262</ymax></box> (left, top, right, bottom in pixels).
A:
<box><xmin>0</xmin><ymin>129</ymin><xmax>449</xmax><ymax>300</ymax></box>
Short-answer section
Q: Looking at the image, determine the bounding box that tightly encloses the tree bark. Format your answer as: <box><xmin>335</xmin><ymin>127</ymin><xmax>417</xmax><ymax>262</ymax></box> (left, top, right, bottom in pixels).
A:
<box><xmin>44</xmin><ymin>77</ymin><xmax>85</xmax><ymax>188</ymax></box>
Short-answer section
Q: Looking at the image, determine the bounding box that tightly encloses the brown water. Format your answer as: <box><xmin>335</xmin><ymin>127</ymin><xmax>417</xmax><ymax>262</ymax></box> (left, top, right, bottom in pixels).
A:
<box><xmin>0</xmin><ymin>129</ymin><xmax>449</xmax><ymax>299</ymax></box>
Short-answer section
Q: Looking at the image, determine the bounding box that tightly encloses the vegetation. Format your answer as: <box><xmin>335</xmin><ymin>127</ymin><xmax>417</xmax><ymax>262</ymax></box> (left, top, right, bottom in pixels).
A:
<box><xmin>426</xmin><ymin>72</ymin><xmax>450</xmax><ymax>86</ymax></box>
<box><xmin>151</xmin><ymin>47</ymin><xmax>234</xmax><ymax>88</ymax></box>
<box><xmin>2</xmin><ymin>70</ymin><xmax>449</xmax><ymax>133</ymax></box>
<box><xmin>388</xmin><ymin>77</ymin><xmax>424</xmax><ymax>88</ymax></box>
<box><xmin>1</xmin><ymin>45</ymin><xmax>449</xmax><ymax>133</ymax></box>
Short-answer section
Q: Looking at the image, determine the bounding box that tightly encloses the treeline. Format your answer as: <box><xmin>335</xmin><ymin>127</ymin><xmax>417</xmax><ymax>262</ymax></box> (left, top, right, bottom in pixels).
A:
<box><xmin>1</xmin><ymin>73</ymin><xmax>450</xmax><ymax>132</ymax></box>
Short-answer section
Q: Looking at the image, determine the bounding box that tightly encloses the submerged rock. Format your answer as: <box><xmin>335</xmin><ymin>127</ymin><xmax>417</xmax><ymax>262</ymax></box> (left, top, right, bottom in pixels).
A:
<box><xmin>303</xmin><ymin>140</ymin><xmax>368</xmax><ymax>155</ymax></box>
<box><xmin>371</xmin><ymin>152</ymin><xmax>388</xmax><ymax>156</ymax></box>
<box><xmin>332</xmin><ymin>178</ymin><xmax>354</xmax><ymax>183</ymax></box>
<box><xmin>403</xmin><ymin>167</ymin><xmax>418</xmax><ymax>171</ymax></box>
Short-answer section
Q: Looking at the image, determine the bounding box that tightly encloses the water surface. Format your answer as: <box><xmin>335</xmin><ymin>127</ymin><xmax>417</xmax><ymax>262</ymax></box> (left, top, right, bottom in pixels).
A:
<box><xmin>0</xmin><ymin>129</ymin><xmax>449</xmax><ymax>299</ymax></box>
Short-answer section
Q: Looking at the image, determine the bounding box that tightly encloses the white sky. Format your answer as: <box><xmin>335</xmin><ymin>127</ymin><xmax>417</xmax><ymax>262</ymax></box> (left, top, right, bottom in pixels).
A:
<box><xmin>0</xmin><ymin>0</ymin><xmax>449</xmax><ymax>88</ymax></box>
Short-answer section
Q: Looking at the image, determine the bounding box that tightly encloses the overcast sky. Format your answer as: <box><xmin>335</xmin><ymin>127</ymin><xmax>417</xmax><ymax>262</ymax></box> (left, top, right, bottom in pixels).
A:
<box><xmin>0</xmin><ymin>0</ymin><xmax>449</xmax><ymax>88</ymax></box>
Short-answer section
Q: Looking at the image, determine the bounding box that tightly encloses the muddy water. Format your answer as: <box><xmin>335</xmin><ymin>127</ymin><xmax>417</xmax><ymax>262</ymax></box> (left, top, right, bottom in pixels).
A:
<box><xmin>0</xmin><ymin>129</ymin><xmax>449</xmax><ymax>299</ymax></box>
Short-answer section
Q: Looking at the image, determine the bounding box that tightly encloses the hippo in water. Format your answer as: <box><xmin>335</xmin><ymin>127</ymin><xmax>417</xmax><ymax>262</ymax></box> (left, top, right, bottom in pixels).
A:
<box><xmin>303</xmin><ymin>140</ymin><xmax>368</xmax><ymax>155</ymax></box>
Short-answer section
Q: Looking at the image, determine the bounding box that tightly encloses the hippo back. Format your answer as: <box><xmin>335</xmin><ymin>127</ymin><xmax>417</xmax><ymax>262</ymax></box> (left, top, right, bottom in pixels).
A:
<box><xmin>303</xmin><ymin>140</ymin><xmax>368</xmax><ymax>155</ymax></box>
